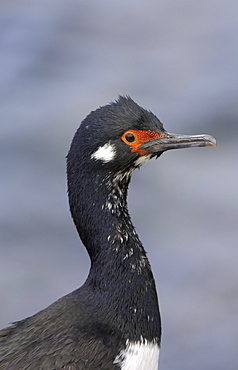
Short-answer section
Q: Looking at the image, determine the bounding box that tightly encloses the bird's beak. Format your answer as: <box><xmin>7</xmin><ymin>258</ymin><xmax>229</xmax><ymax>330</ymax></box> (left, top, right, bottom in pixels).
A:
<box><xmin>139</xmin><ymin>132</ymin><xmax>216</xmax><ymax>155</ymax></box>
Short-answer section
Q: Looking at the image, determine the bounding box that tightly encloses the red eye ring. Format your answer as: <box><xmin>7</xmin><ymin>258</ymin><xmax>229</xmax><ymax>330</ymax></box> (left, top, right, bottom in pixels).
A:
<box><xmin>121</xmin><ymin>130</ymin><xmax>139</xmax><ymax>147</ymax></box>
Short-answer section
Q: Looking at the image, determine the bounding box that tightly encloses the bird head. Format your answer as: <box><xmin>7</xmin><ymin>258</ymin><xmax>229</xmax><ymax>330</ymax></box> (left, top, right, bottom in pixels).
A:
<box><xmin>68</xmin><ymin>96</ymin><xmax>216</xmax><ymax>175</ymax></box>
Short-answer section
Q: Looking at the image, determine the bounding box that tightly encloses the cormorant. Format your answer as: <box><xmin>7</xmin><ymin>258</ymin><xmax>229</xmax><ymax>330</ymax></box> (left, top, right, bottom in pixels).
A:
<box><xmin>0</xmin><ymin>96</ymin><xmax>216</xmax><ymax>369</ymax></box>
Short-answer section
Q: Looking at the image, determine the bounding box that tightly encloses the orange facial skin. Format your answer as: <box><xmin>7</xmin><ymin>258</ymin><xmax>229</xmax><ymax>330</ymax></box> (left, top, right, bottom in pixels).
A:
<box><xmin>121</xmin><ymin>130</ymin><xmax>163</xmax><ymax>156</ymax></box>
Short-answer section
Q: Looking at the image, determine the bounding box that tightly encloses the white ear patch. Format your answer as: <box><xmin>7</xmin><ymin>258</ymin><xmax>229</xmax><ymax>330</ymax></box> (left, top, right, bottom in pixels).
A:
<box><xmin>91</xmin><ymin>142</ymin><xmax>116</xmax><ymax>163</ymax></box>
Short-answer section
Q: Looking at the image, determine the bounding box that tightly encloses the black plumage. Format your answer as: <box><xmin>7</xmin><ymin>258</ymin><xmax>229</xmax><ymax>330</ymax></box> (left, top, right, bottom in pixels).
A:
<box><xmin>0</xmin><ymin>96</ymin><xmax>216</xmax><ymax>369</ymax></box>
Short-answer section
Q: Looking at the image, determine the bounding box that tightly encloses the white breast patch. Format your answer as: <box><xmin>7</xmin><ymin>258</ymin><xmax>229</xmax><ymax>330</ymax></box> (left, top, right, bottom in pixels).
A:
<box><xmin>114</xmin><ymin>339</ymin><xmax>159</xmax><ymax>370</ymax></box>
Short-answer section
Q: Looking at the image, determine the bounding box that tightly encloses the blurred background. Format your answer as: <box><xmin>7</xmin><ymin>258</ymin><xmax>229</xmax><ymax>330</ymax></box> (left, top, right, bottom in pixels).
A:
<box><xmin>0</xmin><ymin>1</ymin><xmax>237</xmax><ymax>369</ymax></box>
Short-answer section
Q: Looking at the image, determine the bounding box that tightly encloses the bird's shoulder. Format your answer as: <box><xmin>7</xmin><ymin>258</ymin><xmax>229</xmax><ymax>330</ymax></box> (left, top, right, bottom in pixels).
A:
<box><xmin>0</xmin><ymin>288</ymin><xmax>123</xmax><ymax>369</ymax></box>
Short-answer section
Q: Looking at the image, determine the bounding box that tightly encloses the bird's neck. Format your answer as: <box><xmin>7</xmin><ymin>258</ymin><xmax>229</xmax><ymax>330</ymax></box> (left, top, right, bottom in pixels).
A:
<box><xmin>68</xmin><ymin>168</ymin><xmax>161</xmax><ymax>342</ymax></box>
<box><xmin>68</xmin><ymin>168</ymin><xmax>134</xmax><ymax>259</ymax></box>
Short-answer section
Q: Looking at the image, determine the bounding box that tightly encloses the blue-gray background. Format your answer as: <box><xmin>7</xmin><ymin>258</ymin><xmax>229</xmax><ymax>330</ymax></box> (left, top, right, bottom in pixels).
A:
<box><xmin>1</xmin><ymin>1</ymin><xmax>237</xmax><ymax>369</ymax></box>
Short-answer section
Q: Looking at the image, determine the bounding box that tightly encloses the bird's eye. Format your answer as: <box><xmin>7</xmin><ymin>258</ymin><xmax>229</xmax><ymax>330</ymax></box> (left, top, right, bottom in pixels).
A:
<box><xmin>125</xmin><ymin>132</ymin><xmax>136</xmax><ymax>143</ymax></box>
